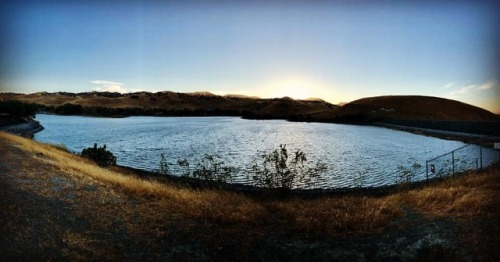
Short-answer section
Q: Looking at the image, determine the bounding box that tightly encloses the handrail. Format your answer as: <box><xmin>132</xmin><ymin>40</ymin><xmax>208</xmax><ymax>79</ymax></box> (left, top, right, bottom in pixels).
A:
<box><xmin>426</xmin><ymin>144</ymin><xmax>471</xmax><ymax>163</ymax></box>
<box><xmin>425</xmin><ymin>143</ymin><xmax>484</xmax><ymax>181</ymax></box>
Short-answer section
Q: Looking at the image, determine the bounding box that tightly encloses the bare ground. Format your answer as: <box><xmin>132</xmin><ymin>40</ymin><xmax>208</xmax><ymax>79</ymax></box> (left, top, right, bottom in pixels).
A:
<box><xmin>0</xmin><ymin>136</ymin><xmax>498</xmax><ymax>261</ymax></box>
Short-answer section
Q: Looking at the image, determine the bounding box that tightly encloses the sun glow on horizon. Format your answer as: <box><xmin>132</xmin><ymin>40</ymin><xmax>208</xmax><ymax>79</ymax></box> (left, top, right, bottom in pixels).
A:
<box><xmin>263</xmin><ymin>76</ymin><xmax>340</xmax><ymax>103</ymax></box>
<box><xmin>272</xmin><ymin>85</ymin><xmax>311</xmax><ymax>100</ymax></box>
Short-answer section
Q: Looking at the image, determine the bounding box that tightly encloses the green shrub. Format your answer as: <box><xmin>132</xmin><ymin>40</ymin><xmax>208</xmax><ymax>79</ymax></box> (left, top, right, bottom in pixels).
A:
<box><xmin>251</xmin><ymin>144</ymin><xmax>327</xmax><ymax>190</ymax></box>
<box><xmin>81</xmin><ymin>143</ymin><xmax>117</xmax><ymax>167</ymax></box>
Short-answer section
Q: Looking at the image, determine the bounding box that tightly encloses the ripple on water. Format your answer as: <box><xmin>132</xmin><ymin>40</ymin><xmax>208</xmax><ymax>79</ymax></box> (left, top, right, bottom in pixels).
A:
<box><xmin>34</xmin><ymin>115</ymin><xmax>500</xmax><ymax>189</ymax></box>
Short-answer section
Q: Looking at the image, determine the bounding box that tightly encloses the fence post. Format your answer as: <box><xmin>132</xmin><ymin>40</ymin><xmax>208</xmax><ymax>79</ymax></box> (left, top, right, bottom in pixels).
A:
<box><xmin>480</xmin><ymin>145</ymin><xmax>483</xmax><ymax>170</ymax></box>
<box><xmin>452</xmin><ymin>151</ymin><xmax>455</xmax><ymax>175</ymax></box>
<box><xmin>425</xmin><ymin>160</ymin><xmax>428</xmax><ymax>181</ymax></box>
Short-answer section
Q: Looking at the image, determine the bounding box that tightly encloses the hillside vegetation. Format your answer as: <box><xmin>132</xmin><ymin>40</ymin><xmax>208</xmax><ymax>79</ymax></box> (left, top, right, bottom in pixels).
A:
<box><xmin>0</xmin><ymin>91</ymin><xmax>336</xmax><ymax>119</ymax></box>
<box><xmin>1</xmin><ymin>92</ymin><xmax>498</xmax><ymax>124</ymax></box>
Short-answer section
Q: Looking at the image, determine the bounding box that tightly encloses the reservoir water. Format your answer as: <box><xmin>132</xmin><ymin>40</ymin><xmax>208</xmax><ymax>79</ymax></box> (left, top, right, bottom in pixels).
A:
<box><xmin>34</xmin><ymin>114</ymin><xmax>500</xmax><ymax>189</ymax></box>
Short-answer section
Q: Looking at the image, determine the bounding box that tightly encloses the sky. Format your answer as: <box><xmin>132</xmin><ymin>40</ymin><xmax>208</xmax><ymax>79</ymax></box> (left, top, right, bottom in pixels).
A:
<box><xmin>1</xmin><ymin>0</ymin><xmax>499</xmax><ymax>113</ymax></box>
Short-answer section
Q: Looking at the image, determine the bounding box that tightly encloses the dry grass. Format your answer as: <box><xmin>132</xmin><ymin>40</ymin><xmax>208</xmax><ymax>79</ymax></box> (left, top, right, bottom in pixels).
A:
<box><xmin>1</xmin><ymin>130</ymin><xmax>498</xmax><ymax>241</ymax></box>
<box><xmin>270</xmin><ymin>196</ymin><xmax>402</xmax><ymax>235</ymax></box>
<box><xmin>0</xmin><ymin>132</ymin><xmax>267</xmax><ymax>225</ymax></box>
<box><xmin>395</xmin><ymin>168</ymin><xmax>500</xmax><ymax>217</ymax></box>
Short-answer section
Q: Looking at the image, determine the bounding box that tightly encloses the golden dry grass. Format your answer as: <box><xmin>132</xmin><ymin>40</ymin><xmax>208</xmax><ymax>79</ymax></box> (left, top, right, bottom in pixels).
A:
<box><xmin>1</xmin><ymin>130</ymin><xmax>498</xmax><ymax>239</ymax></box>
<box><xmin>270</xmin><ymin>196</ymin><xmax>401</xmax><ymax>235</ymax></box>
<box><xmin>394</xmin><ymin>167</ymin><xmax>500</xmax><ymax>217</ymax></box>
<box><xmin>0</xmin><ymin>131</ymin><xmax>267</xmax><ymax>225</ymax></box>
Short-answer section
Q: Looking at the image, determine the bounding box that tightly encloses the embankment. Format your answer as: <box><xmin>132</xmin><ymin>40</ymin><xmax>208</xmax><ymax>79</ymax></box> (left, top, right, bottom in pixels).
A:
<box><xmin>1</xmin><ymin>131</ymin><xmax>499</xmax><ymax>260</ymax></box>
<box><xmin>375</xmin><ymin>120</ymin><xmax>500</xmax><ymax>146</ymax></box>
<box><xmin>380</xmin><ymin>119</ymin><xmax>500</xmax><ymax>137</ymax></box>
<box><xmin>0</xmin><ymin>116</ymin><xmax>44</xmax><ymax>138</ymax></box>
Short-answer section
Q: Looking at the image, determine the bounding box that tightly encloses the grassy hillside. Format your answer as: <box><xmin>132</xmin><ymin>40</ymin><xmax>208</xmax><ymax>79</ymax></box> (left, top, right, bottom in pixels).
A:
<box><xmin>2</xmin><ymin>92</ymin><xmax>497</xmax><ymax>123</ymax></box>
<box><xmin>314</xmin><ymin>95</ymin><xmax>499</xmax><ymax>122</ymax></box>
<box><xmin>1</xmin><ymin>131</ymin><xmax>499</xmax><ymax>259</ymax></box>
<box><xmin>0</xmin><ymin>91</ymin><xmax>337</xmax><ymax>119</ymax></box>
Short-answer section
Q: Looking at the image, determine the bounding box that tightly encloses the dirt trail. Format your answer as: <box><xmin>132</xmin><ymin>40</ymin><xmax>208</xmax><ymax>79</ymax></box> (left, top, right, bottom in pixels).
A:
<box><xmin>0</xmin><ymin>135</ymin><xmax>494</xmax><ymax>261</ymax></box>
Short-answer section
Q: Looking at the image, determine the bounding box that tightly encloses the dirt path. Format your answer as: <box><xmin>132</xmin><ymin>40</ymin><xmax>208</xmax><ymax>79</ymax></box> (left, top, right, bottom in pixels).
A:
<box><xmin>0</xmin><ymin>136</ymin><xmax>494</xmax><ymax>261</ymax></box>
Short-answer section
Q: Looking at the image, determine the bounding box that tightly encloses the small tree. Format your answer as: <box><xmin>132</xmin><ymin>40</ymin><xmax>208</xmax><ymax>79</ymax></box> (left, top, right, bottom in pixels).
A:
<box><xmin>81</xmin><ymin>143</ymin><xmax>117</xmax><ymax>167</ymax></box>
<box><xmin>177</xmin><ymin>158</ymin><xmax>190</xmax><ymax>177</ymax></box>
<box><xmin>352</xmin><ymin>171</ymin><xmax>368</xmax><ymax>188</ymax></box>
<box><xmin>251</xmin><ymin>144</ymin><xmax>327</xmax><ymax>190</ymax></box>
<box><xmin>157</xmin><ymin>153</ymin><xmax>170</xmax><ymax>175</ymax></box>
<box><xmin>187</xmin><ymin>154</ymin><xmax>235</xmax><ymax>183</ymax></box>
<box><xmin>396</xmin><ymin>162</ymin><xmax>422</xmax><ymax>183</ymax></box>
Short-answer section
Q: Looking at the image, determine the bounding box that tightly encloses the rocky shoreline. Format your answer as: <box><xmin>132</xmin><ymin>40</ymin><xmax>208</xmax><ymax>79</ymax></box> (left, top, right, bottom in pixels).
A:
<box><xmin>0</xmin><ymin>119</ymin><xmax>44</xmax><ymax>138</ymax></box>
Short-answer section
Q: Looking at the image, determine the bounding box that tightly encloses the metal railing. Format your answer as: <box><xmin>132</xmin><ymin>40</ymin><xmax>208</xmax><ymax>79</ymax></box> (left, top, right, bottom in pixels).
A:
<box><xmin>425</xmin><ymin>144</ymin><xmax>483</xmax><ymax>181</ymax></box>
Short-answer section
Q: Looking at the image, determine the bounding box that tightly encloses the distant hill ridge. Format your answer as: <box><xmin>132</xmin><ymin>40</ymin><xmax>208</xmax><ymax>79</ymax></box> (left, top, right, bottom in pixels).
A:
<box><xmin>312</xmin><ymin>95</ymin><xmax>499</xmax><ymax>122</ymax></box>
<box><xmin>0</xmin><ymin>91</ymin><xmax>337</xmax><ymax>119</ymax></box>
<box><xmin>0</xmin><ymin>92</ymin><xmax>498</xmax><ymax>122</ymax></box>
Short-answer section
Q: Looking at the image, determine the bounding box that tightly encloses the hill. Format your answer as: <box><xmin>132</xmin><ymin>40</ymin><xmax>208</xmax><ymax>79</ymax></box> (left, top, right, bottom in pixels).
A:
<box><xmin>0</xmin><ymin>91</ymin><xmax>337</xmax><ymax>119</ymax></box>
<box><xmin>1</xmin><ymin>93</ymin><xmax>498</xmax><ymax>125</ymax></box>
<box><xmin>312</xmin><ymin>95</ymin><xmax>499</xmax><ymax>122</ymax></box>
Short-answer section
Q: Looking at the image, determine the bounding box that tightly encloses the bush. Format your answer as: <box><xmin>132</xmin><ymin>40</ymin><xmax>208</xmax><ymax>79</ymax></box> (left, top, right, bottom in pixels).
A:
<box><xmin>251</xmin><ymin>144</ymin><xmax>327</xmax><ymax>190</ymax></box>
<box><xmin>177</xmin><ymin>158</ymin><xmax>190</xmax><ymax>177</ymax></box>
<box><xmin>396</xmin><ymin>162</ymin><xmax>422</xmax><ymax>183</ymax></box>
<box><xmin>157</xmin><ymin>153</ymin><xmax>170</xmax><ymax>175</ymax></box>
<box><xmin>352</xmin><ymin>171</ymin><xmax>368</xmax><ymax>188</ymax></box>
<box><xmin>184</xmin><ymin>154</ymin><xmax>235</xmax><ymax>183</ymax></box>
<box><xmin>81</xmin><ymin>143</ymin><xmax>116</xmax><ymax>167</ymax></box>
<box><xmin>55</xmin><ymin>103</ymin><xmax>82</xmax><ymax>115</ymax></box>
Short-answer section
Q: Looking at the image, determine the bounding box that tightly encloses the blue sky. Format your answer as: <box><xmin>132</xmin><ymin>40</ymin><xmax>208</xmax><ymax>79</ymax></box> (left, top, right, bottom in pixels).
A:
<box><xmin>1</xmin><ymin>0</ymin><xmax>499</xmax><ymax>113</ymax></box>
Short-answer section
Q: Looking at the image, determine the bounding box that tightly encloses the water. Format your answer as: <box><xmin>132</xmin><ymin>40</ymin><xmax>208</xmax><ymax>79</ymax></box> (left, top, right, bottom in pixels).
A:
<box><xmin>34</xmin><ymin>114</ymin><xmax>500</xmax><ymax>189</ymax></box>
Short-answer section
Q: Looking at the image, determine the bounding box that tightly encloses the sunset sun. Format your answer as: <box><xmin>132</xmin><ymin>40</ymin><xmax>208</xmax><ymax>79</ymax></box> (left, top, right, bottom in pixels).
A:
<box><xmin>267</xmin><ymin>77</ymin><xmax>319</xmax><ymax>100</ymax></box>
<box><xmin>275</xmin><ymin>85</ymin><xmax>311</xmax><ymax>100</ymax></box>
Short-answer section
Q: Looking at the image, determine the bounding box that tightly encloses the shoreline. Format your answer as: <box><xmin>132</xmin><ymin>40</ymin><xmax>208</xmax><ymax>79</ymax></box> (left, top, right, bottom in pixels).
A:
<box><xmin>0</xmin><ymin>117</ymin><xmax>498</xmax><ymax>199</ymax></box>
<box><xmin>373</xmin><ymin>122</ymin><xmax>500</xmax><ymax>147</ymax></box>
<box><xmin>2</xmin><ymin>114</ymin><xmax>498</xmax><ymax>196</ymax></box>
<box><xmin>0</xmin><ymin>118</ymin><xmax>44</xmax><ymax>138</ymax></box>
<box><xmin>117</xmin><ymin>164</ymin><xmax>496</xmax><ymax>199</ymax></box>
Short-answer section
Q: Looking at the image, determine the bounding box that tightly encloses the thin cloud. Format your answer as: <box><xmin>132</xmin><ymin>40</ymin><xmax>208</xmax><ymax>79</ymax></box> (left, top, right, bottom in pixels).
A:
<box><xmin>449</xmin><ymin>80</ymin><xmax>497</xmax><ymax>97</ymax></box>
<box><xmin>476</xmin><ymin>81</ymin><xmax>495</xmax><ymax>90</ymax></box>
<box><xmin>441</xmin><ymin>82</ymin><xmax>454</xmax><ymax>89</ymax></box>
<box><xmin>91</xmin><ymin>80</ymin><xmax>128</xmax><ymax>93</ymax></box>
